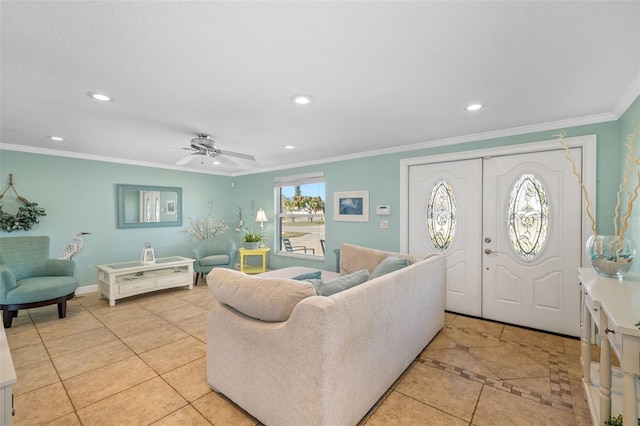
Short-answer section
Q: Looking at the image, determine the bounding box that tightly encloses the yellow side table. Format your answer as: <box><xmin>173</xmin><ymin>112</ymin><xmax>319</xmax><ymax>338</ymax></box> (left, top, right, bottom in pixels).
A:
<box><xmin>239</xmin><ymin>247</ymin><xmax>270</xmax><ymax>274</ymax></box>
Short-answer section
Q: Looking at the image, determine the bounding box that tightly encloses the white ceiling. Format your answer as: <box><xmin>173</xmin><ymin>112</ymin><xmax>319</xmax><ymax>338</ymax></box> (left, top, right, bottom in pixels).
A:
<box><xmin>1</xmin><ymin>1</ymin><xmax>639</xmax><ymax>176</ymax></box>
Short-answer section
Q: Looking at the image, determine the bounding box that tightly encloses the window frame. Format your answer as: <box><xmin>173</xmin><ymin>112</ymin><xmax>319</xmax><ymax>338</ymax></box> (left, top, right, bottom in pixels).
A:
<box><xmin>274</xmin><ymin>172</ymin><xmax>326</xmax><ymax>259</ymax></box>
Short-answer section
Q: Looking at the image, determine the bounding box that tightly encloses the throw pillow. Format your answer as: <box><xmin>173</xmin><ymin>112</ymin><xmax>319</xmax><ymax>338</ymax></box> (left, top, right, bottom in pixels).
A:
<box><xmin>314</xmin><ymin>269</ymin><xmax>369</xmax><ymax>296</ymax></box>
<box><xmin>339</xmin><ymin>243</ymin><xmax>415</xmax><ymax>275</ymax></box>
<box><xmin>369</xmin><ymin>255</ymin><xmax>410</xmax><ymax>280</ymax></box>
<box><xmin>291</xmin><ymin>270</ymin><xmax>322</xmax><ymax>281</ymax></box>
<box><xmin>207</xmin><ymin>268</ymin><xmax>316</xmax><ymax>322</ymax></box>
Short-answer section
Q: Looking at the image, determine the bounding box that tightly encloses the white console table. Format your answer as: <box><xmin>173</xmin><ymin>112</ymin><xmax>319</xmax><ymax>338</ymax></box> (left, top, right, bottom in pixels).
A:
<box><xmin>97</xmin><ymin>256</ymin><xmax>194</xmax><ymax>306</ymax></box>
<box><xmin>0</xmin><ymin>325</ymin><xmax>16</xmax><ymax>425</ymax></box>
<box><xmin>579</xmin><ymin>268</ymin><xmax>640</xmax><ymax>426</ymax></box>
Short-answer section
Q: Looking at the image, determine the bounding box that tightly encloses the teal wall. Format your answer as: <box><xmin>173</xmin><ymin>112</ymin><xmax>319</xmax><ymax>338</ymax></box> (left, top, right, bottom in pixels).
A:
<box><xmin>1</xmin><ymin>98</ymin><xmax>636</xmax><ymax>286</ymax></box>
<box><xmin>0</xmin><ymin>152</ymin><xmax>233</xmax><ymax>287</ymax></box>
<box><xmin>235</xmin><ymin>120</ymin><xmax>622</xmax><ymax>272</ymax></box>
<box><xmin>618</xmin><ymin>95</ymin><xmax>640</xmax><ymax>273</ymax></box>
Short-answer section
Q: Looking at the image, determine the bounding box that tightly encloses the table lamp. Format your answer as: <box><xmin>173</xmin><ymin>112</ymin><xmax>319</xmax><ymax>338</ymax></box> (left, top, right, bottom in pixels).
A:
<box><xmin>255</xmin><ymin>208</ymin><xmax>268</xmax><ymax>246</ymax></box>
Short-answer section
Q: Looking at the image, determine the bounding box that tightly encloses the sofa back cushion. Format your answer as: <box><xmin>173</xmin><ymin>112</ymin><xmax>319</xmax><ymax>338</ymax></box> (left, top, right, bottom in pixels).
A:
<box><xmin>369</xmin><ymin>256</ymin><xmax>410</xmax><ymax>280</ymax></box>
<box><xmin>311</xmin><ymin>269</ymin><xmax>370</xmax><ymax>296</ymax></box>
<box><xmin>207</xmin><ymin>268</ymin><xmax>316</xmax><ymax>322</ymax></box>
<box><xmin>339</xmin><ymin>243</ymin><xmax>415</xmax><ymax>275</ymax></box>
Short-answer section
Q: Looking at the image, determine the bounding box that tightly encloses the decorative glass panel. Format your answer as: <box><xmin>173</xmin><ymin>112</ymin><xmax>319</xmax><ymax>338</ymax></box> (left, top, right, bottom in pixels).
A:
<box><xmin>507</xmin><ymin>173</ymin><xmax>549</xmax><ymax>259</ymax></box>
<box><xmin>427</xmin><ymin>179</ymin><xmax>456</xmax><ymax>251</ymax></box>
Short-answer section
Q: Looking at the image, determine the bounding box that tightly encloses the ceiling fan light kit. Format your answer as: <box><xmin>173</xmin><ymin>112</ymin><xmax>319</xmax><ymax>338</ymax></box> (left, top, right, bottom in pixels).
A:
<box><xmin>175</xmin><ymin>133</ymin><xmax>257</xmax><ymax>167</ymax></box>
<box><xmin>86</xmin><ymin>91</ymin><xmax>112</xmax><ymax>102</ymax></box>
<box><xmin>291</xmin><ymin>94</ymin><xmax>313</xmax><ymax>105</ymax></box>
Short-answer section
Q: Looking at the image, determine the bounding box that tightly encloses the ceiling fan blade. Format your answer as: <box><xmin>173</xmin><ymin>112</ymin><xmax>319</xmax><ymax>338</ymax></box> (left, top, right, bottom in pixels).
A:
<box><xmin>192</xmin><ymin>142</ymin><xmax>212</xmax><ymax>150</ymax></box>
<box><xmin>191</xmin><ymin>136</ymin><xmax>214</xmax><ymax>146</ymax></box>
<box><xmin>215</xmin><ymin>156</ymin><xmax>239</xmax><ymax>167</ymax></box>
<box><xmin>220</xmin><ymin>149</ymin><xmax>256</xmax><ymax>161</ymax></box>
<box><xmin>175</xmin><ymin>154</ymin><xmax>197</xmax><ymax>165</ymax></box>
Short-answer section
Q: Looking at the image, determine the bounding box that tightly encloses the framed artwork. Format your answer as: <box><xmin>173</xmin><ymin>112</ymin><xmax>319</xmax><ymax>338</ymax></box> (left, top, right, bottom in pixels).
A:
<box><xmin>166</xmin><ymin>200</ymin><xmax>176</xmax><ymax>216</ymax></box>
<box><xmin>333</xmin><ymin>191</ymin><xmax>369</xmax><ymax>222</ymax></box>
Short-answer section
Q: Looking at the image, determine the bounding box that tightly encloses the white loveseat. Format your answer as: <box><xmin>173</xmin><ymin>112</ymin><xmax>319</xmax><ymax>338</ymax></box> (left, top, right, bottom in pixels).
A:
<box><xmin>206</xmin><ymin>244</ymin><xmax>446</xmax><ymax>426</ymax></box>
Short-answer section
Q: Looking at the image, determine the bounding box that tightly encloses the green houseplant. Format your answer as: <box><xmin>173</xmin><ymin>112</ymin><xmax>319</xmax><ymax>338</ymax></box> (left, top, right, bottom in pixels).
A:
<box><xmin>241</xmin><ymin>232</ymin><xmax>263</xmax><ymax>249</ymax></box>
<box><xmin>605</xmin><ymin>414</ymin><xmax>640</xmax><ymax>426</ymax></box>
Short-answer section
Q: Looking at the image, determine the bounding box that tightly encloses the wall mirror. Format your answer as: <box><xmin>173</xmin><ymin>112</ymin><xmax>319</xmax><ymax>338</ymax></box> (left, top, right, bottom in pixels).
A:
<box><xmin>116</xmin><ymin>184</ymin><xmax>182</xmax><ymax>229</ymax></box>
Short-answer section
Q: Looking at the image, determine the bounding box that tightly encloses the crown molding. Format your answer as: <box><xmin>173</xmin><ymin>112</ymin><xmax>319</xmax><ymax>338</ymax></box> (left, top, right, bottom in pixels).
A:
<box><xmin>0</xmin><ymin>111</ymin><xmax>621</xmax><ymax>177</ymax></box>
<box><xmin>613</xmin><ymin>69</ymin><xmax>640</xmax><ymax>118</ymax></box>
<box><xmin>232</xmin><ymin>112</ymin><xmax>617</xmax><ymax>176</ymax></box>
<box><xmin>0</xmin><ymin>143</ymin><xmax>233</xmax><ymax>176</ymax></box>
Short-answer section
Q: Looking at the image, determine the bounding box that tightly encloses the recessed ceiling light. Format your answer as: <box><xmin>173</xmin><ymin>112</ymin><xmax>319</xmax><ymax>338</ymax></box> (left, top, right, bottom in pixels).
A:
<box><xmin>291</xmin><ymin>94</ymin><xmax>313</xmax><ymax>105</ymax></box>
<box><xmin>212</xmin><ymin>160</ymin><xmax>221</xmax><ymax>165</ymax></box>
<box><xmin>87</xmin><ymin>91</ymin><xmax>112</xmax><ymax>102</ymax></box>
<box><xmin>49</xmin><ymin>136</ymin><xmax>64</xmax><ymax>141</ymax></box>
<box><xmin>284</xmin><ymin>145</ymin><xmax>296</xmax><ymax>150</ymax></box>
<box><xmin>463</xmin><ymin>103</ymin><xmax>483</xmax><ymax>111</ymax></box>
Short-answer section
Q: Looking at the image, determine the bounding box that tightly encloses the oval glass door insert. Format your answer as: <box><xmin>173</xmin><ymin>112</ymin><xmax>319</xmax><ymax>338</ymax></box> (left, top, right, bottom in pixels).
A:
<box><xmin>507</xmin><ymin>173</ymin><xmax>549</xmax><ymax>259</ymax></box>
<box><xmin>427</xmin><ymin>179</ymin><xmax>456</xmax><ymax>251</ymax></box>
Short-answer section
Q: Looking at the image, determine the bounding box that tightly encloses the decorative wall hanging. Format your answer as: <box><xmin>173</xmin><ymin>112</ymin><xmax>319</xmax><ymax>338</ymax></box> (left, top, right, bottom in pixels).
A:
<box><xmin>0</xmin><ymin>174</ymin><xmax>46</xmax><ymax>232</ymax></box>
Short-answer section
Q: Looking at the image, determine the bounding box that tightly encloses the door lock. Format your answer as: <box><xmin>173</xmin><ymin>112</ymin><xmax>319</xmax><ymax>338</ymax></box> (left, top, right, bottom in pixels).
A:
<box><xmin>484</xmin><ymin>237</ymin><xmax>492</xmax><ymax>243</ymax></box>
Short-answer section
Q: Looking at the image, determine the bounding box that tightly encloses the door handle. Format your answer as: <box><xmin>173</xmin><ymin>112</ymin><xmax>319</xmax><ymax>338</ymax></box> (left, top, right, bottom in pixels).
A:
<box><xmin>484</xmin><ymin>248</ymin><xmax>496</xmax><ymax>255</ymax></box>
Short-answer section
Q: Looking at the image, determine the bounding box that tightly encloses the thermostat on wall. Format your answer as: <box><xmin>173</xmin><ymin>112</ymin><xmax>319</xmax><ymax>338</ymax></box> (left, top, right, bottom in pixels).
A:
<box><xmin>376</xmin><ymin>205</ymin><xmax>391</xmax><ymax>216</ymax></box>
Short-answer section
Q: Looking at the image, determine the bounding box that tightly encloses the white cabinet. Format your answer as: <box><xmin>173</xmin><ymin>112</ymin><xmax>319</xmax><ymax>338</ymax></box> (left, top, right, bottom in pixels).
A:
<box><xmin>97</xmin><ymin>256</ymin><xmax>194</xmax><ymax>306</ymax></box>
<box><xmin>579</xmin><ymin>268</ymin><xmax>640</xmax><ymax>426</ymax></box>
<box><xmin>0</xmin><ymin>325</ymin><xmax>16</xmax><ymax>425</ymax></box>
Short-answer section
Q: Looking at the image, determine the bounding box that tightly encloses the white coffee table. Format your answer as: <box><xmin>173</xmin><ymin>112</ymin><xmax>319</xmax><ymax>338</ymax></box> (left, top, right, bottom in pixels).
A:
<box><xmin>96</xmin><ymin>256</ymin><xmax>194</xmax><ymax>306</ymax></box>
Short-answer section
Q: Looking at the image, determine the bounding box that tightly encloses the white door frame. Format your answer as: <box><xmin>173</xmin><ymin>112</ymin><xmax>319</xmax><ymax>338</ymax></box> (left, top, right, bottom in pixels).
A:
<box><xmin>400</xmin><ymin>134</ymin><xmax>597</xmax><ymax>268</ymax></box>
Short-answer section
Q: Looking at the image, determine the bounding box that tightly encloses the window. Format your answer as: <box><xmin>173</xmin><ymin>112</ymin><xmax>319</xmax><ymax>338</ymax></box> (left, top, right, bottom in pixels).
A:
<box><xmin>507</xmin><ymin>173</ymin><xmax>549</xmax><ymax>259</ymax></box>
<box><xmin>275</xmin><ymin>172</ymin><xmax>325</xmax><ymax>257</ymax></box>
<box><xmin>427</xmin><ymin>179</ymin><xmax>456</xmax><ymax>251</ymax></box>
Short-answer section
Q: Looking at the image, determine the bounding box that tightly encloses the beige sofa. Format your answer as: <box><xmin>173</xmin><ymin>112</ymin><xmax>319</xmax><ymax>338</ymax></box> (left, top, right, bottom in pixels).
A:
<box><xmin>206</xmin><ymin>244</ymin><xmax>446</xmax><ymax>426</ymax></box>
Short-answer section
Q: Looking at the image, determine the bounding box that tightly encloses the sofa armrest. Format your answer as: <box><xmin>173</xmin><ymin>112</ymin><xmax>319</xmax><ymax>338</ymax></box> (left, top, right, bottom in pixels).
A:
<box><xmin>42</xmin><ymin>259</ymin><xmax>75</xmax><ymax>276</ymax></box>
<box><xmin>0</xmin><ymin>265</ymin><xmax>17</xmax><ymax>303</ymax></box>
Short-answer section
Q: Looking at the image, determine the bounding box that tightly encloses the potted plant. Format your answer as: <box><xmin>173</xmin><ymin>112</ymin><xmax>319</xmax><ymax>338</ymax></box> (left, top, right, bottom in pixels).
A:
<box><xmin>241</xmin><ymin>232</ymin><xmax>263</xmax><ymax>249</ymax></box>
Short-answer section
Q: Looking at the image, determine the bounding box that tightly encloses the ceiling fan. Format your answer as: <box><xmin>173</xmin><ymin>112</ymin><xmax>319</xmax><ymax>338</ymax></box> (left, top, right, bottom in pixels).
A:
<box><xmin>176</xmin><ymin>134</ymin><xmax>256</xmax><ymax>166</ymax></box>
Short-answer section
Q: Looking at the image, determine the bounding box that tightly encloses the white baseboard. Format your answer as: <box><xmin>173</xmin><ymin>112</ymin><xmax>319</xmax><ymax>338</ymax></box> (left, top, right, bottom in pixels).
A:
<box><xmin>76</xmin><ymin>284</ymin><xmax>98</xmax><ymax>295</ymax></box>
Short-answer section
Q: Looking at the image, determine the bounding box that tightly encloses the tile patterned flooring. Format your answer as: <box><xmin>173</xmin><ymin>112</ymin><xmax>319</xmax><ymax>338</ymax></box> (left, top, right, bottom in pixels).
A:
<box><xmin>5</xmin><ymin>283</ymin><xmax>595</xmax><ymax>425</ymax></box>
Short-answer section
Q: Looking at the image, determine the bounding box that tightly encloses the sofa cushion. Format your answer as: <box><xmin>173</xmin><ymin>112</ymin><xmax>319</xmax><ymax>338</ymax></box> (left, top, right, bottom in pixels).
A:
<box><xmin>199</xmin><ymin>254</ymin><xmax>231</xmax><ymax>267</ymax></box>
<box><xmin>312</xmin><ymin>269</ymin><xmax>369</xmax><ymax>296</ymax></box>
<box><xmin>369</xmin><ymin>256</ymin><xmax>410</xmax><ymax>280</ymax></box>
<box><xmin>340</xmin><ymin>243</ymin><xmax>415</xmax><ymax>275</ymax></box>
<box><xmin>291</xmin><ymin>270</ymin><xmax>322</xmax><ymax>281</ymax></box>
<box><xmin>207</xmin><ymin>268</ymin><xmax>316</xmax><ymax>322</ymax></box>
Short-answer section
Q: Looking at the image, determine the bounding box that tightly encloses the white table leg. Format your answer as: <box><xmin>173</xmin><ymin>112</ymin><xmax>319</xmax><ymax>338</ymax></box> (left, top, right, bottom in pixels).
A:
<box><xmin>622</xmin><ymin>372</ymin><xmax>638</xmax><ymax>426</ymax></box>
<box><xmin>582</xmin><ymin>291</ymin><xmax>592</xmax><ymax>385</ymax></box>
<box><xmin>599</xmin><ymin>311</ymin><xmax>612</xmax><ymax>425</ymax></box>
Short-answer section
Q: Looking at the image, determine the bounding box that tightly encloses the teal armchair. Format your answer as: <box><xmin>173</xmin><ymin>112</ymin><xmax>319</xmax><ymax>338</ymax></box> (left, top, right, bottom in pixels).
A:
<box><xmin>191</xmin><ymin>236</ymin><xmax>237</xmax><ymax>285</ymax></box>
<box><xmin>0</xmin><ymin>236</ymin><xmax>78</xmax><ymax>328</ymax></box>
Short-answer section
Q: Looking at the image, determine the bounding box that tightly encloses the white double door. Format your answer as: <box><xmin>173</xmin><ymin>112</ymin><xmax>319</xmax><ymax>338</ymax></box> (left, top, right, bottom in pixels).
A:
<box><xmin>408</xmin><ymin>148</ymin><xmax>582</xmax><ymax>336</ymax></box>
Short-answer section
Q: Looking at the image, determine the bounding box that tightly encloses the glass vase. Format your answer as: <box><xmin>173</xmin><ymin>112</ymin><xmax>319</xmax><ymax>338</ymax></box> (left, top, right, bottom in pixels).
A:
<box><xmin>586</xmin><ymin>235</ymin><xmax>635</xmax><ymax>279</ymax></box>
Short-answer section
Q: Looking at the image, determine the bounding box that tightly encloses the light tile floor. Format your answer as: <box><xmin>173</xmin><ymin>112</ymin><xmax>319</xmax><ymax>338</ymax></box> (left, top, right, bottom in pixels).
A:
<box><xmin>5</xmin><ymin>284</ymin><xmax>596</xmax><ymax>425</ymax></box>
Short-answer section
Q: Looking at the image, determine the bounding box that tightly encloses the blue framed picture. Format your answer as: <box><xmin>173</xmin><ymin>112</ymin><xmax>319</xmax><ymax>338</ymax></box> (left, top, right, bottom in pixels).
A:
<box><xmin>333</xmin><ymin>191</ymin><xmax>369</xmax><ymax>222</ymax></box>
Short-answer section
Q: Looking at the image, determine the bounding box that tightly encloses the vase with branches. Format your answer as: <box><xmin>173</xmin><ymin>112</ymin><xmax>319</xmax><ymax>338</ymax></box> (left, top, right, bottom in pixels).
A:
<box><xmin>185</xmin><ymin>216</ymin><xmax>228</xmax><ymax>241</ymax></box>
<box><xmin>184</xmin><ymin>199</ymin><xmax>229</xmax><ymax>242</ymax></box>
<box><xmin>557</xmin><ymin>125</ymin><xmax>640</xmax><ymax>278</ymax></box>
